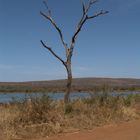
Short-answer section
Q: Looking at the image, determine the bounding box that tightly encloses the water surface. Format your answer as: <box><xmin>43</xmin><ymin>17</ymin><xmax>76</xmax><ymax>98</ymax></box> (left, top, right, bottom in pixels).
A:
<box><xmin>0</xmin><ymin>91</ymin><xmax>139</xmax><ymax>103</ymax></box>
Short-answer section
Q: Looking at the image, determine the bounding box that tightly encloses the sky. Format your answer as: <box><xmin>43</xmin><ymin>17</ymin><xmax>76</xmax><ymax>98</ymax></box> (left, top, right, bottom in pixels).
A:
<box><xmin>0</xmin><ymin>0</ymin><xmax>140</xmax><ymax>82</ymax></box>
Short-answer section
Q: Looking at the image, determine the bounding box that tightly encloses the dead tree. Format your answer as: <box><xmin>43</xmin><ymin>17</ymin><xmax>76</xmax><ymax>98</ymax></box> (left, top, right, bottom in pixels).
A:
<box><xmin>40</xmin><ymin>0</ymin><xmax>108</xmax><ymax>104</ymax></box>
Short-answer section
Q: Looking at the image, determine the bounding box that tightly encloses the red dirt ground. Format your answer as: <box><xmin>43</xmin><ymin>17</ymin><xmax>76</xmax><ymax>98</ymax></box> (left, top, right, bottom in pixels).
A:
<box><xmin>1</xmin><ymin>120</ymin><xmax>140</xmax><ymax>140</ymax></box>
<box><xmin>45</xmin><ymin>120</ymin><xmax>140</xmax><ymax>140</ymax></box>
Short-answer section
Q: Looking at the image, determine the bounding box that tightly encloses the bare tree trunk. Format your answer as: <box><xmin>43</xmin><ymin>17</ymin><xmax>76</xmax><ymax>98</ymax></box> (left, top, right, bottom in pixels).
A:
<box><xmin>64</xmin><ymin>60</ymin><xmax>72</xmax><ymax>104</ymax></box>
<box><xmin>40</xmin><ymin>0</ymin><xmax>108</xmax><ymax>106</ymax></box>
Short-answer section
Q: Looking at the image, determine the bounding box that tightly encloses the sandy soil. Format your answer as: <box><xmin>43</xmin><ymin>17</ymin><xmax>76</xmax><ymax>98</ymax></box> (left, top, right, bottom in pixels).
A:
<box><xmin>0</xmin><ymin>129</ymin><xmax>4</xmax><ymax>140</ymax></box>
<box><xmin>1</xmin><ymin>120</ymin><xmax>140</xmax><ymax>140</ymax></box>
<box><xmin>45</xmin><ymin>120</ymin><xmax>140</xmax><ymax>140</ymax></box>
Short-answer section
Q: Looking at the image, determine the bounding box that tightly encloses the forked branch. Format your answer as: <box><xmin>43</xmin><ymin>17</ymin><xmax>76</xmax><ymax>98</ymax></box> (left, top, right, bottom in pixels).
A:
<box><xmin>87</xmin><ymin>10</ymin><xmax>109</xmax><ymax>19</ymax></box>
<box><xmin>40</xmin><ymin>1</ymin><xmax>68</xmax><ymax>53</ymax></box>
<box><xmin>69</xmin><ymin>0</ymin><xmax>108</xmax><ymax>59</ymax></box>
<box><xmin>79</xmin><ymin>0</ymin><xmax>98</xmax><ymax>27</ymax></box>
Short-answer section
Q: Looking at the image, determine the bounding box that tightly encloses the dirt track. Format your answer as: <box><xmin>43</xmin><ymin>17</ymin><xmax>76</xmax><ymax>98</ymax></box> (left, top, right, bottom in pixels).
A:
<box><xmin>1</xmin><ymin>120</ymin><xmax>140</xmax><ymax>140</ymax></box>
<box><xmin>46</xmin><ymin>120</ymin><xmax>140</xmax><ymax>140</ymax></box>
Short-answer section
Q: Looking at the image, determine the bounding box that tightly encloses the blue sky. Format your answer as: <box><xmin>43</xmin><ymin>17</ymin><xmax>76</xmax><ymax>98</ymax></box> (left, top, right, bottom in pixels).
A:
<box><xmin>0</xmin><ymin>0</ymin><xmax>140</xmax><ymax>82</ymax></box>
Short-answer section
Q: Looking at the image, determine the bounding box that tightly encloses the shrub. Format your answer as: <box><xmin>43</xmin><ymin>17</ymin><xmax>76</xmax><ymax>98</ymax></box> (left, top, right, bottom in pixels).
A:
<box><xmin>0</xmin><ymin>93</ymin><xmax>139</xmax><ymax>139</ymax></box>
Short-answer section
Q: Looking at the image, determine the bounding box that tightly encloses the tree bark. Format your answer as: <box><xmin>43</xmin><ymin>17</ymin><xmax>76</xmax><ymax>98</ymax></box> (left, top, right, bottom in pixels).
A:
<box><xmin>64</xmin><ymin>60</ymin><xmax>72</xmax><ymax>104</ymax></box>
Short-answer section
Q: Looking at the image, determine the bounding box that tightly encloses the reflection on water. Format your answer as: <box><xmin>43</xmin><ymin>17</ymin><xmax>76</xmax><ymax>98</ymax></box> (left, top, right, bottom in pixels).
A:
<box><xmin>0</xmin><ymin>92</ymin><xmax>139</xmax><ymax>103</ymax></box>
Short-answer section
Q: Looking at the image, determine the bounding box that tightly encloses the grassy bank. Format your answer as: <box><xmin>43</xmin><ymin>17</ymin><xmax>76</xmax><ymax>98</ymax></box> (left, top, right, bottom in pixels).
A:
<box><xmin>0</xmin><ymin>93</ymin><xmax>140</xmax><ymax>139</ymax></box>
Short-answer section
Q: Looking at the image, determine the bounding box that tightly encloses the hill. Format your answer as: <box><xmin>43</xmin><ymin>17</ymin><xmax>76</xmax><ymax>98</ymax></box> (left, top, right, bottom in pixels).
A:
<box><xmin>0</xmin><ymin>77</ymin><xmax>140</xmax><ymax>93</ymax></box>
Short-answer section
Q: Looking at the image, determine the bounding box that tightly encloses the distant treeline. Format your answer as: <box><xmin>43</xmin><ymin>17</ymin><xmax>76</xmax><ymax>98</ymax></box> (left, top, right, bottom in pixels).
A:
<box><xmin>0</xmin><ymin>78</ymin><xmax>140</xmax><ymax>93</ymax></box>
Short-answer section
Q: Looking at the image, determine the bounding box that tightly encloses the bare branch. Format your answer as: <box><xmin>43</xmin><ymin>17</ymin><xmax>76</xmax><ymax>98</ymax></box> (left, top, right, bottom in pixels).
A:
<box><xmin>40</xmin><ymin>9</ymin><xmax>68</xmax><ymax>58</ymax></box>
<box><xmin>85</xmin><ymin>0</ymin><xmax>98</xmax><ymax>14</ymax></box>
<box><xmin>72</xmin><ymin>17</ymin><xmax>87</xmax><ymax>44</ymax></box>
<box><xmin>40</xmin><ymin>12</ymin><xmax>67</xmax><ymax>50</ymax></box>
<box><xmin>87</xmin><ymin>10</ymin><xmax>109</xmax><ymax>19</ymax></box>
<box><xmin>68</xmin><ymin>0</ymin><xmax>108</xmax><ymax>59</ymax></box>
<box><xmin>43</xmin><ymin>0</ymin><xmax>51</xmax><ymax>16</ymax></box>
<box><xmin>40</xmin><ymin>40</ymin><xmax>66</xmax><ymax>66</ymax></box>
<box><xmin>70</xmin><ymin>0</ymin><xmax>99</xmax><ymax>57</ymax></box>
<box><xmin>78</xmin><ymin>0</ymin><xmax>98</xmax><ymax>26</ymax></box>
<box><xmin>89</xmin><ymin>0</ymin><xmax>99</xmax><ymax>5</ymax></box>
<box><xmin>80</xmin><ymin>0</ymin><xmax>86</xmax><ymax>14</ymax></box>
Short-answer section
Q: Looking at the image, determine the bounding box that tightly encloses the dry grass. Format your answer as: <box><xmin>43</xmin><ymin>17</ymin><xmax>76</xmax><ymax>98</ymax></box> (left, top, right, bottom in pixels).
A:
<box><xmin>0</xmin><ymin>93</ymin><xmax>140</xmax><ymax>139</ymax></box>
